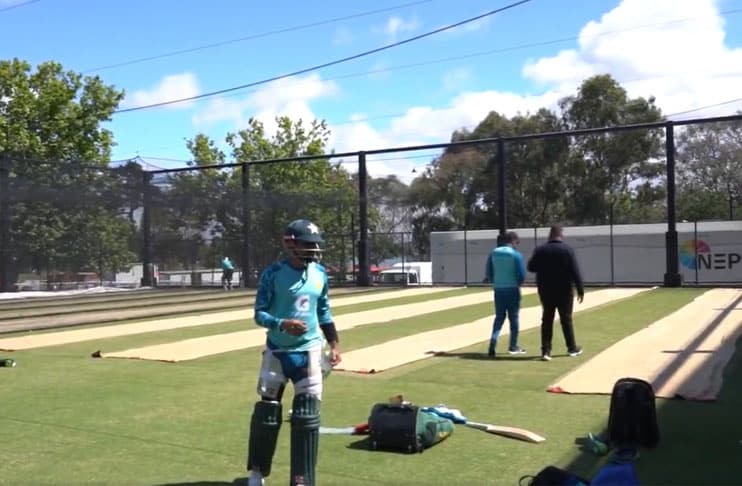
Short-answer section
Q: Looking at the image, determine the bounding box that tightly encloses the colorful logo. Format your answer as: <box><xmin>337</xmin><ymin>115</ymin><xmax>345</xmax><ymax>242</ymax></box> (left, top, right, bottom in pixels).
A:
<box><xmin>679</xmin><ymin>239</ymin><xmax>711</xmax><ymax>269</ymax></box>
<box><xmin>294</xmin><ymin>294</ymin><xmax>311</xmax><ymax>312</ymax></box>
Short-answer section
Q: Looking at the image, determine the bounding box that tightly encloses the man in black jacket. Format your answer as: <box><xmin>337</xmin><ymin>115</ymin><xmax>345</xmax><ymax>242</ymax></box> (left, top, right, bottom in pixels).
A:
<box><xmin>527</xmin><ymin>225</ymin><xmax>584</xmax><ymax>361</ymax></box>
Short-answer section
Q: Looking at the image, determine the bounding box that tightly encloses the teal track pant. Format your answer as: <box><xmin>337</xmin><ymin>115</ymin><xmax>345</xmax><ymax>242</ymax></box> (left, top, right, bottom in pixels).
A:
<box><xmin>489</xmin><ymin>287</ymin><xmax>521</xmax><ymax>353</ymax></box>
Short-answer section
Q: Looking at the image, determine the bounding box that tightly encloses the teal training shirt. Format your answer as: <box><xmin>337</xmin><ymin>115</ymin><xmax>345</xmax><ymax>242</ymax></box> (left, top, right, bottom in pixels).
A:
<box><xmin>221</xmin><ymin>258</ymin><xmax>234</xmax><ymax>271</ymax></box>
<box><xmin>485</xmin><ymin>245</ymin><xmax>526</xmax><ymax>289</ymax></box>
<box><xmin>254</xmin><ymin>259</ymin><xmax>333</xmax><ymax>351</ymax></box>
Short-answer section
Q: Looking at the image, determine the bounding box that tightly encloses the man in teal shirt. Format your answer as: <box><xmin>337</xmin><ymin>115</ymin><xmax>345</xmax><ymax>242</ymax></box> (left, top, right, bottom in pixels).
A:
<box><xmin>485</xmin><ymin>231</ymin><xmax>527</xmax><ymax>357</ymax></box>
<box><xmin>246</xmin><ymin>219</ymin><xmax>341</xmax><ymax>486</ymax></box>
<box><xmin>220</xmin><ymin>256</ymin><xmax>235</xmax><ymax>290</ymax></box>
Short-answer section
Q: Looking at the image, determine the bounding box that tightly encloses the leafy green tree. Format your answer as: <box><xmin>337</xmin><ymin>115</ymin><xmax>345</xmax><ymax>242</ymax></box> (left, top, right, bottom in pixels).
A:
<box><xmin>226</xmin><ymin>117</ymin><xmax>356</xmax><ymax>280</ymax></box>
<box><xmin>152</xmin><ymin>134</ymin><xmax>228</xmax><ymax>271</ymax></box>
<box><xmin>407</xmin><ymin>108</ymin><xmax>569</xmax><ymax>255</ymax></box>
<box><xmin>368</xmin><ymin>175</ymin><xmax>413</xmax><ymax>264</ymax></box>
<box><xmin>676</xmin><ymin>118</ymin><xmax>742</xmax><ymax>221</ymax></box>
<box><xmin>67</xmin><ymin>209</ymin><xmax>137</xmax><ymax>282</ymax></box>
<box><xmin>0</xmin><ymin>58</ymin><xmax>129</xmax><ymax>288</ymax></box>
<box><xmin>501</xmin><ymin>109</ymin><xmax>569</xmax><ymax>227</ymax></box>
<box><xmin>558</xmin><ymin>74</ymin><xmax>664</xmax><ymax>224</ymax></box>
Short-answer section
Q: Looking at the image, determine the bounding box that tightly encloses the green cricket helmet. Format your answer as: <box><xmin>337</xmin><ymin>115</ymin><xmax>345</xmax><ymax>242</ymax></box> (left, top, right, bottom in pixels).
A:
<box><xmin>283</xmin><ymin>219</ymin><xmax>324</xmax><ymax>264</ymax></box>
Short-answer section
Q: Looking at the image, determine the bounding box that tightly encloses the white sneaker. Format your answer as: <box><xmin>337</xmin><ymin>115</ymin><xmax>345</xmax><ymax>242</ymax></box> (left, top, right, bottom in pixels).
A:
<box><xmin>248</xmin><ymin>472</ymin><xmax>264</xmax><ymax>486</ymax></box>
<box><xmin>568</xmin><ymin>347</ymin><xmax>583</xmax><ymax>357</ymax></box>
<box><xmin>541</xmin><ymin>354</ymin><xmax>552</xmax><ymax>361</ymax></box>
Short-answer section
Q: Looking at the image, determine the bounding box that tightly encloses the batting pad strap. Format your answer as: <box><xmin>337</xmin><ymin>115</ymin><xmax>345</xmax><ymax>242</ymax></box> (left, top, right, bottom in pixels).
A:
<box><xmin>247</xmin><ymin>400</ymin><xmax>282</xmax><ymax>477</ymax></box>
<box><xmin>290</xmin><ymin>394</ymin><xmax>321</xmax><ymax>486</ymax></box>
<box><xmin>320</xmin><ymin>322</ymin><xmax>338</xmax><ymax>344</ymax></box>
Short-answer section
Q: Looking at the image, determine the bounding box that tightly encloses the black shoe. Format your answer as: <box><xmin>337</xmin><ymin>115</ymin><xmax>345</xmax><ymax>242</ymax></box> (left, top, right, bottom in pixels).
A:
<box><xmin>568</xmin><ymin>346</ymin><xmax>583</xmax><ymax>357</ymax></box>
<box><xmin>508</xmin><ymin>347</ymin><xmax>526</xmax><ymax>355</ymax></box>
<box><xmin>487</xmin><ymin>350</ymin><xmax>496</xmax><ymax>358</ymax></box>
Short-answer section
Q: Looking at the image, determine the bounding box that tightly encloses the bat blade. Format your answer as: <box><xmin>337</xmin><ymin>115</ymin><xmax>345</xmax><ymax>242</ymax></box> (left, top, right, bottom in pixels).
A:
<box><xmin>465</xmin><ymin>421</ymin><xmax>545</xmax><ymax>444</ymax></box>
<box><xmin>319</xmin><ymin>423</ymin><xmax>369</xmax><ymax>435</ymax></box>
<box><xmin>320</xmin><ymin>426</ymin><xmax>358</xmax><ymax>435</ymax></box>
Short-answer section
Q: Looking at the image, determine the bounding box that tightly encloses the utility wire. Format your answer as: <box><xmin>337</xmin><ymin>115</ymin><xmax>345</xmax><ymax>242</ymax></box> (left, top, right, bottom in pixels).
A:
<box><xmin>133</xmin><ymin>151</ymin><xmax>441</xmax><ymax>165</ymax></box>
<box><xmin>667</xmin><ymin>97</ymin><xmax>742</xmax><ymax>118</ymax></box>
<box><xmin>0</xmin><ymin>0</ymin><xmax>39</xmax><ymax>13</ymax></box>
<box><xmin>127</xmin><ymin>96</ymin><xmax>742</xmax><ymax>163</ymax></box>
<box><xmin>119</xmin><ymin>67</ymin><xmax>742</xmax><ymax>157</ymax></box>
<box><xmin>113</xmin><ymin>0</ymin><xmax>534</xmax><ymax>114</ymax></box>
<box><xmin>121</xmin><ymin>89</ymin><xmax>742</xmax><ymax>159</ymax></box>
<box><xmin>323</xmin><ymin>7</ymin><xmax>742</xmax><ymax>81</ymax></box>
<box><xmin>117</xmin><ymin>7</ymin><xmax>742</xmax><ymax>152</ymax></box>
<box><xmin>82</xmin><ymin>0</ymin><xmax>433</xmax><ymax>73</ymax></box>
<box><xmin>116</xmin><ymin>6</ymin><xmax>742</xmax><ymax>111</ymax></box>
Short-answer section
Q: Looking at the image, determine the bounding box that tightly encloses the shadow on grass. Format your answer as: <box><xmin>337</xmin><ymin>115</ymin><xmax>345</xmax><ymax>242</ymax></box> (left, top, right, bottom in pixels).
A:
<box><xmin>347</xmin><ymin>436</ymin><xmax>372</xmax><ymax>451</ymax></box>
<box><xmin>152</xmin><ymin>479</ymin><xmax>248</xmax><ymax>486</ymax></box>
<box><xmin>428</xmin><ymin>350</ymin><xmax>569</xmax><ymax>361</ymax></box>
<box><xmin>345</xmin><ymin>435</ymin><xmax>424</xmax><ymax>455</ymax></box>
<box><xmin>556</xmin><ymin>292</ymin><xmax>742</xmax><ymax>484</ymax></box>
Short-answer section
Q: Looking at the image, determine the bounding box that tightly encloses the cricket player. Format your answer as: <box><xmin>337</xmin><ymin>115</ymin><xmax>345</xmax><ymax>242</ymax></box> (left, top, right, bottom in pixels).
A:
<box><xmin>221</xmin><ymin>256</ymin><xmax>235</xmax><ymax>290</ymax></box>
<box><xmin>246</xmin><ymin>219</ymin><xmax>341</xmax><ymax>486</ymax></box>
<box><xmin>485</xmin><ymin>231</ymin><xmax>527</xmax><ymax>357</ymax></box>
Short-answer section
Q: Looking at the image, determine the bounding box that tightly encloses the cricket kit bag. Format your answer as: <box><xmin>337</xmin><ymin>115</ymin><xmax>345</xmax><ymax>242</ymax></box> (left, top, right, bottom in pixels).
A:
<box><xmin>367</xmin><ymin>402</ymin><xmax>454</xmax><ymax>453</ymax></box>
<box><xmin>607</xmin><ymin>377</ymin><xmax>660</xmax><ymax>449</ymax></box>
<box><xmin>519</xmin><ymin>465</ymin><xmax>590</xmax><ymax>486</ymax></box>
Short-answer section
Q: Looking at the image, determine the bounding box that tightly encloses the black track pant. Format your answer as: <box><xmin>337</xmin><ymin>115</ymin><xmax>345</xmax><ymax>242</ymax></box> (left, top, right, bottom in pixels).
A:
<box><xmin>539</xmin><ymin>292</ymin><xmax>578</xmax><ymax>355</ymax></box>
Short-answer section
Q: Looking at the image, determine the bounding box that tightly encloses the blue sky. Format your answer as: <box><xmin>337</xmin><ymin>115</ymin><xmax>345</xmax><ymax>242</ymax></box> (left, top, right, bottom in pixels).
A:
<box><xmin>2</xmin><ymin>0</ymin><xmax>742</xmax><ymax>180</ymax></box>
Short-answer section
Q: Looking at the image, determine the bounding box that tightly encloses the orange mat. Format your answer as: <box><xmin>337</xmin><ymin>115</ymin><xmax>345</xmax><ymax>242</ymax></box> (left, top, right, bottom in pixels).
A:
<box><xmin>546</xmin><ymin>288</ymin><xmax>742</xmax><ymax>401</ymax></box>
<box><xmin>0</xmin><ymin>286</ymin><xmax>461</xmax><ymax>351</ymax></box>
<box><xmin>95</xmin><ymin>288</ymin><xmax>508</xmax><ymax>362</ymax></box>
<box><xmin>334</xmin><ymin>288</ymin><xmax>653</xmax><ymax>374</ymax></box>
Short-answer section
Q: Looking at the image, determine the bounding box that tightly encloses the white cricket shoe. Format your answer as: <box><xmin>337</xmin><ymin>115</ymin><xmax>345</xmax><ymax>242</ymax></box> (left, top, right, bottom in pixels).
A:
<box><xmin>248</xmin><ymin>472</ymin><xmax>264</xmax><ymax>486</ymax></box>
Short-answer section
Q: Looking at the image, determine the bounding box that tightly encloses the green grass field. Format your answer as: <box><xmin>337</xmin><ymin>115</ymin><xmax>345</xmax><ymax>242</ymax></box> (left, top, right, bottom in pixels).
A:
<box><xmin>1</xmin><ymin>287</ymin><xmax>741</xmax><ymax>485</ymax></box>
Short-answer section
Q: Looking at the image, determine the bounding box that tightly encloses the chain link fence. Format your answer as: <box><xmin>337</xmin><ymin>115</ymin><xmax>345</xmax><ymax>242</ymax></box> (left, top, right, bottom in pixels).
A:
<box><xmin>1</xmin><ymin>114</ymin><xmax>740</xmax><ymax>292</ymax></box>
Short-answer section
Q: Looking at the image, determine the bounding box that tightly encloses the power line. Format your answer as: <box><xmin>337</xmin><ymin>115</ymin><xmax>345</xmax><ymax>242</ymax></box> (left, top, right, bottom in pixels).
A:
<box><xmin>0</xmin><ymin>0</ymin><xmax>39</xmax><ymax>13</ymax></box>
<box><xmin>115</xmin><ymin>8</ymin><xmax>742</xmax><ymax>154</ymax></box>
<box><xmin>118</xmin><ymin>65</ymin><xmax>742</xmax><ymax>158</ymax></box>
<box><xmin>135</xmin><ymin>151</ymin><xmax>442</xmax><ymax>165</ymax></box>
<box><xmin>113</xmin><ymin>0</ymin><xmax>534</xmax><ymax>114</ymax></box>
<box><xmin>116</xmin><ymin>6</ymin><xmax>742</xmax><ymax>111</ymax></box>
<box><xmin>667</xmin><ymin>97</ymin><xmax>742</xmax><ymax>118</ymax></box>
<box><xmin>119</xmin><ymin>79</ymin><xmax>742</xmax><ymax>159</ymax></box>
<box><xmin>294</xmin><ymin>69</ymin><xmax>742</xmax><ymax>128</ymax></box>
<box><xmin>82</xmin><ymin>0</ymin><xmax>433</xmax><ymax>74</ymax></box>
<box><xmin>127</xmin><ymin>100</ymin><xmax>742</xmax><ymax>169</ymax></box>
<box><xmin>324</xmin><ymin>7</ymin><xmax>742</xmax><ymax>81</ymax></box>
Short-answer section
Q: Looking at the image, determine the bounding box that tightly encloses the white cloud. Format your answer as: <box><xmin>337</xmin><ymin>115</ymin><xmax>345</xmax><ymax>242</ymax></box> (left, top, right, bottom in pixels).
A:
<box><xmin>522</xmin><ymin>50</ymin><xmax>597</xmax><ymax>89</ymax></box>
<box><xmin>522</xmin><ymin>0</ymin><xmax>742</xmax><ymax>118</ymax></box>
<box><xmin>122</xmin><ymin>73</ymin><xmax>200</xmax><ymax>109</ymax></box>
<box><xmin>187</xmin><ymin>0</ymin><xmax>742</xmax><ymax>184</ymax></box>
<box><xmin>327</xmin><ymin>89</ymin><xmax>563</xmax><ymax>183</ymax></box>
<box><xmin>329</xmin><ymin>0</ymin><xmax>742</xmax><ymax>183</ymax></box>
<box><xmin>330</xmin><ymin>89</ymin><xmax>562</xmax><ymax>151</ymax></box>
<box><xmin>377</xmin><ymin>15</ymin><xmax>420</xmax><ymax>42</ymax></box>
<box><xmin>460</xmin><ymin>15</ymin><xmax>491</xmax><ymax>32</ymax></box>
<box><xmin>192</xmin><ymin>73</ymin><xmax>338</xmax><ymax>137</ymax></box>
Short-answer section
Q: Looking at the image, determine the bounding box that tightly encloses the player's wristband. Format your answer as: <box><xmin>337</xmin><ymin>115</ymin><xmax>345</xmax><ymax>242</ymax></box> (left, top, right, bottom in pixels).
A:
<box><xmin>320</xmin><ymin>322</ymin><xmax>338</xmax><ymax>344</ymax></box>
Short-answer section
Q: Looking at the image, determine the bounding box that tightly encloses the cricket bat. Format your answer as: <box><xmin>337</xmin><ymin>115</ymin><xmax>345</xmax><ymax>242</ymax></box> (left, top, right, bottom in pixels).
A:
<box><xmin>319</xmin><ymin>423</ymin><xmax>370</xmax><ymax>435</ymax></box>
<box><xmin>464</xmin><ymin>421</ymin><xmax>546</xmax><ymax>443</ymax></box>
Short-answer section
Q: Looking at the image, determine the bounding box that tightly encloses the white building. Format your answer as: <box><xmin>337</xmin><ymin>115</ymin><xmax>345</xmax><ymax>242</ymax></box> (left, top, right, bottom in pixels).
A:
<box><xmin>431</xmin><ymin>221</ymin><xmax>742</xmax><ymax>285</ymax></box>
